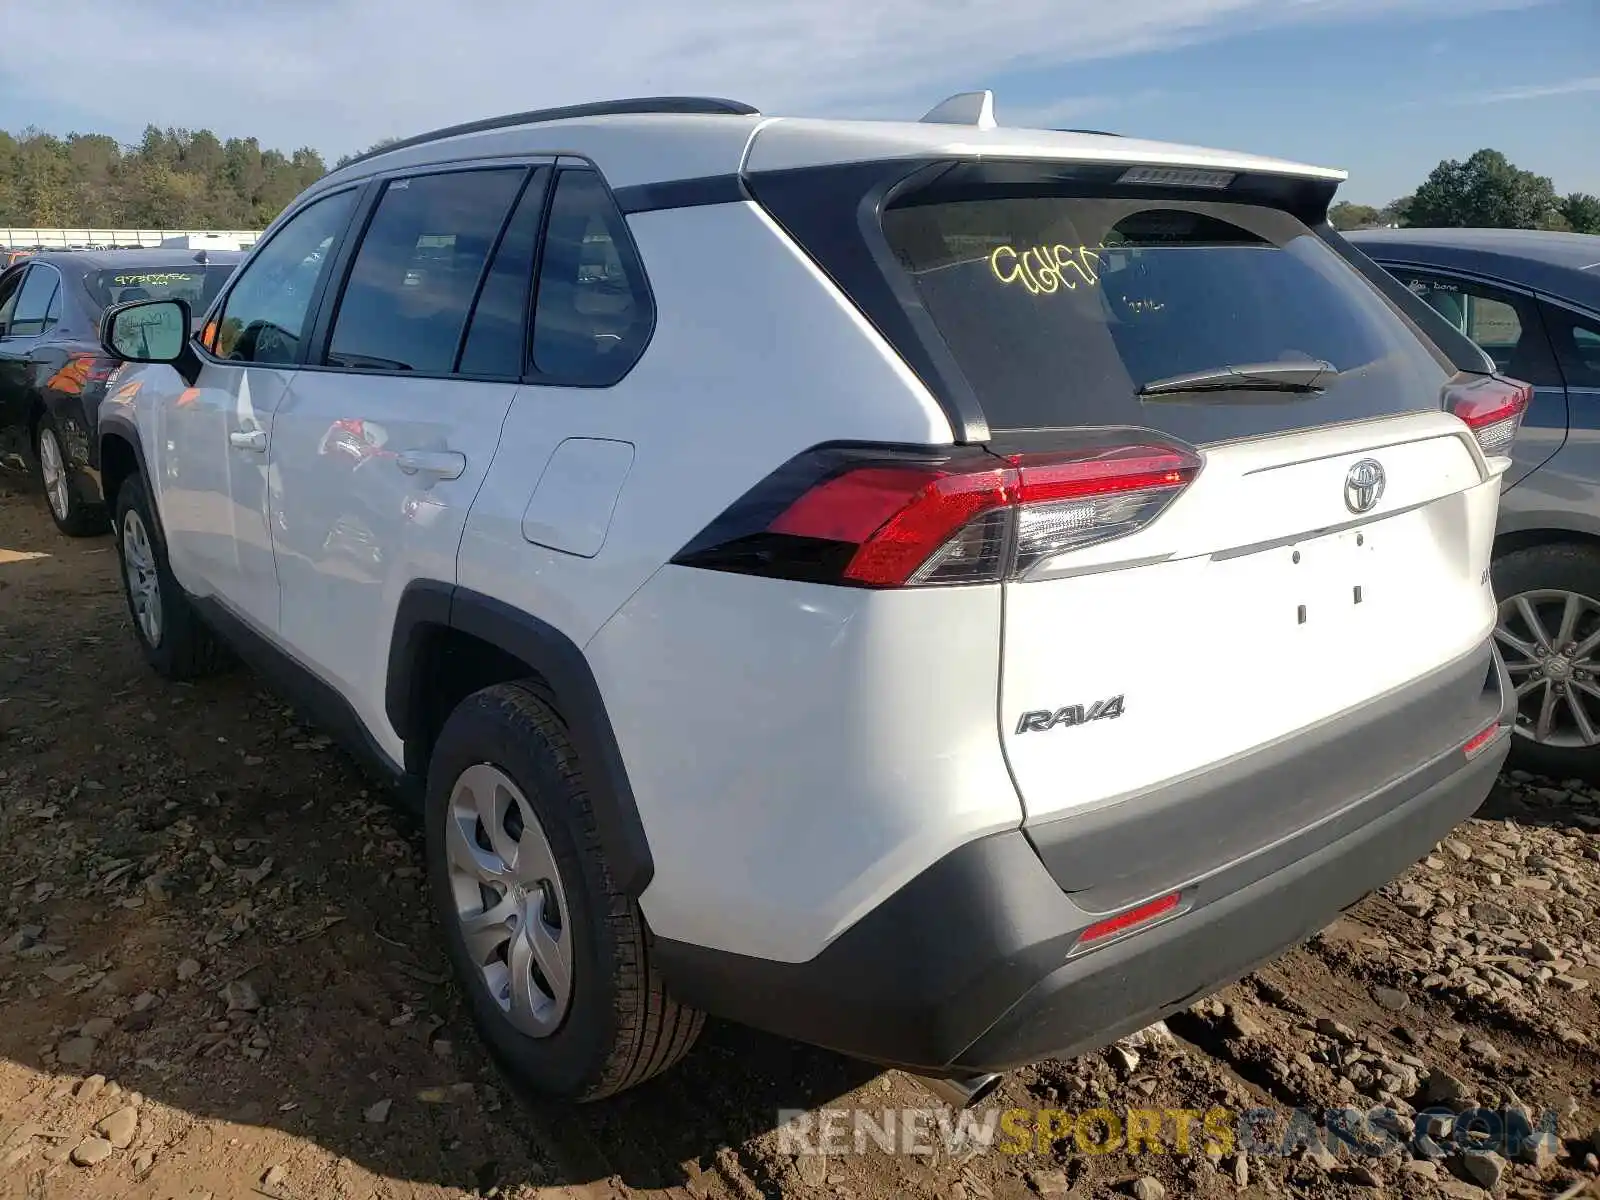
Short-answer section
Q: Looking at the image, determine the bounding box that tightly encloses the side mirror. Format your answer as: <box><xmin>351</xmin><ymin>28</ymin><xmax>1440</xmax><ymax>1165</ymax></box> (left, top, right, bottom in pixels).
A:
<box><xmin>100</xmin><ymin>298</ymin><xmax>200</xmax><ymax>384</ymax></box>
<box><xmin>101</xmin><ymin>298</ymin><xmax>189</xmax><ymax>362</ymax></box>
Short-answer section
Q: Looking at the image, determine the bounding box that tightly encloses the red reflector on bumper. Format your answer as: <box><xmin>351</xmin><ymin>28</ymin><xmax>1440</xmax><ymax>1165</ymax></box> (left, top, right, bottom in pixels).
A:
<box><xmin>1077</xmin><ymin>892</ymin><xmax>1182</xmax><ymax>947</ymax></box>
<box><xmin>1462</xmin><ymin>723</ymin><xmax>1502</xmax><ymax>760</ymax></box>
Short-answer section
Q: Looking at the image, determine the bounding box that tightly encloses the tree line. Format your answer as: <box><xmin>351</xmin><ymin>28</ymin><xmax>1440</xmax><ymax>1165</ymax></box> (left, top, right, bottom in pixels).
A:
<box><xmin>0</xmin><ymin>124</ymin><xmax>379</xmax><ymax>231</ymax></box>
<box><xmin>1330</xmin><ymin>149</ymin><xmax>1600</xmax><ymax>233</ymax></box>
<box><xmin>1</xmin><ymin>123</ymin><xmax>1595</xmax><ymax>238</ymax></box>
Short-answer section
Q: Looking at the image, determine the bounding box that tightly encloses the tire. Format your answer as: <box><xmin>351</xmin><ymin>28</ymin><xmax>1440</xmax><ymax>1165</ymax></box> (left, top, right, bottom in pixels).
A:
<box><xmin>1492</xmin><ymin>541</ymin><xmax>1600</xmax><ymax>781</ymax></box>
<box><xmin>112</xmin><ymin>474</ymin><xmax>231</xmax><ymax>681</ymax></box>
<box><xmin>425</xmin><ymin>682</ymin><xmax>703</xmax><ymax>1101</ymax></box>
<box><xmin>35</xmin><ymin>414</ymin><xmax>107</xmax><ymax>537</ymax></box>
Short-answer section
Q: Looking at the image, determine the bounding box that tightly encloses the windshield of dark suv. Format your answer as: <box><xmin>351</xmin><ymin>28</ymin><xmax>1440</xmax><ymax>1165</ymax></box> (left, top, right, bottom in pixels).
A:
<box><xmin>881</xmin><ymin>193</ymin><xmax>1452</xmax><ymax>444</ymax></box>
<box><xmin>85</xmin><ymin>265</ymin><xmax>235</xmax><ymax>313</ymax></box>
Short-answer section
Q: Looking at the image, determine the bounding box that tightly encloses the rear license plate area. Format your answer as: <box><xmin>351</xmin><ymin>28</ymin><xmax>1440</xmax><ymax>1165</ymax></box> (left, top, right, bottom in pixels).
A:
<box><xmin>1285</xmin><ymin>527</ymin><xmax>1374</xmax><ymax>630</ymax></box>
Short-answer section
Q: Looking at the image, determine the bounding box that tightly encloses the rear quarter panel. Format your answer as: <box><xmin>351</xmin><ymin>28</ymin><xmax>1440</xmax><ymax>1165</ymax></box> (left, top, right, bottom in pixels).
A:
<box><xmin>585</xmin><ymin>567</ymin><xmax>1020</xmax><ymax>963</ymax></box>
<box><xmin>456</xmin><ymin>198</ymin><xmax>954</xmax><ymax>649</ymax></box>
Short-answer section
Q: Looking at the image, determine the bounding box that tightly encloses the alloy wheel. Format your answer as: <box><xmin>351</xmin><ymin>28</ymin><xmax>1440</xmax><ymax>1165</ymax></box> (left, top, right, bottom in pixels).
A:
<box><xmin>1495</xmin><ymin>588</ymin><xmax>1600</xmax><ymax>748</ymax></box>
<box><xmin>445</xmin><ymin>763</ymin><xmax>572</xmax><ymax>1037</ymax></box>
<box><xmin>121</xmin><ymin>509</ymin><xmax>164</xmax><ymax>647</ymax></box>
<box><xmin>39</xmin><ymin>427</ymin><xmax>70</xmax><ymax>522</ymax></box>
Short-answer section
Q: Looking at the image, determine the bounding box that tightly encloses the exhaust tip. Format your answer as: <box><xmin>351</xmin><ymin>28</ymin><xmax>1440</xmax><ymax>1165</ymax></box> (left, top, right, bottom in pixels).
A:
<box><xmin>912</xmin><ymin>1071</ymin><xmax>1004</xmax><ymax>1109</ymax></box>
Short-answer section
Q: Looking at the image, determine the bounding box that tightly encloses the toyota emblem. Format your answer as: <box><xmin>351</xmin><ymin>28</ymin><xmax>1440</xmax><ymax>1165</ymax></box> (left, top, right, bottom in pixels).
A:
<box><xmin>1344</xmin><ymin>458</ymin><xmax>1386</xmax><ymax>514</ymax></box>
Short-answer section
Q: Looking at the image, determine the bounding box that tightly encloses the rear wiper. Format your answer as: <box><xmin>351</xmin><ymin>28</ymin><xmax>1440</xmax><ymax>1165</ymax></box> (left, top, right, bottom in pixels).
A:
<box><xmin>1138</xmin><ymin>360</ymin><xmax>1335</xmax><ymax>397</ymax></box>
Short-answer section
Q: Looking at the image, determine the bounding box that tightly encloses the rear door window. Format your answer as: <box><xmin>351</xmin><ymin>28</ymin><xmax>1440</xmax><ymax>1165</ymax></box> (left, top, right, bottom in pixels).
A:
<box><xmin>7</xmin><ymin>265</ymin><xmax>61</xmax><ymax>338</ymax></box>
<box><xmin>529</xmin><ymin>169</ymin><xmax>654</xmax><ymax>386</ymax></box>
<box><xmin>457</xmin><ymin>167</ymin><xmax>551</xmax><ymax>379</ymax></box>
<box><xmin>1539</xmin><ymin>302</ymin><xmax>1600</xmax><ymax>390</ymax></box>
<box><xmin>326</xmin><ymin>167</ymin><xmax>526</xmax><ymax>375</ymax></box>
<box><xmin>881</xmin><ymin>194</ymin><xmax>1454</xmax><ymax>443</ymax></box>
<box><xmin>1388</xmin><ymin>270</ymin><xmax>1561</xmax><ymax>386</ymax></box>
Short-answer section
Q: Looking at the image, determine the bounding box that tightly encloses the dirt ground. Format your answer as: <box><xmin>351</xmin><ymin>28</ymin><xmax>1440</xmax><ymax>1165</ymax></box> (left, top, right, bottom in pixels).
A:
<box><xmin>1</xmin><ymin>475</ymin><xmax>1598</xmax><ymax>1200</ymax></box>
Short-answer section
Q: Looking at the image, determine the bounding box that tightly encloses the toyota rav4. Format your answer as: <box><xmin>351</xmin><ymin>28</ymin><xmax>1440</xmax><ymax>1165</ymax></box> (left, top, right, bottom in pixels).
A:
<box><xmin>93</xmin><ymin>91</ymin><xmax>1521</xmax><ymax>1103</ymax></box>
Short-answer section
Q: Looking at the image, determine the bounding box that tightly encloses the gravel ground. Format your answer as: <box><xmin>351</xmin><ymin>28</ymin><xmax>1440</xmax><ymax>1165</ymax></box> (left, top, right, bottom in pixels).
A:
<box><xmin>1</xmin><ymin>477</ymin><xmax>1597</xmax><ymax>1200</ymax></box>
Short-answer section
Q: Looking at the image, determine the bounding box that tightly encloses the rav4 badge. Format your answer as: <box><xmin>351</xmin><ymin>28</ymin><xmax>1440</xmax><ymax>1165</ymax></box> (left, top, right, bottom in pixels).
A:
<box><xmin>1015</xmin><ymin>695</ymin><xmax>1125</xmax><ymax>734</ymax></box>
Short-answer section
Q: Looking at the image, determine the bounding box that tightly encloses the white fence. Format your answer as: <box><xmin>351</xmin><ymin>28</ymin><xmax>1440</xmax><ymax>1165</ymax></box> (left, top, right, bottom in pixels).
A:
<box><xmin>1</xmin><ymin>228</ymin><xmax>262</xmax><ymax>249</ymax></box>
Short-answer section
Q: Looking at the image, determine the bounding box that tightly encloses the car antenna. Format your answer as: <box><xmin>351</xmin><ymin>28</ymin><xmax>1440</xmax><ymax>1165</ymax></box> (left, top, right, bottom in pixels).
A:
<box><xmin>919</xmin><ymin>90</ymin><xmax>998</xmax><ymax>130</ymax></box>
<box><xmin>194</xmin><ymin>250</ymin><xmax>208</xmax><ymax>264</ymax></box>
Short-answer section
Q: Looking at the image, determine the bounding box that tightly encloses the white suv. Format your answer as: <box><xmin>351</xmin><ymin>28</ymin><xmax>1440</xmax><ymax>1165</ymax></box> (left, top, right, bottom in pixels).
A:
<box><xmin>95</xmin><ymin>92</ymin><xmax>1523</xmax><ymax>1103</ymax></box>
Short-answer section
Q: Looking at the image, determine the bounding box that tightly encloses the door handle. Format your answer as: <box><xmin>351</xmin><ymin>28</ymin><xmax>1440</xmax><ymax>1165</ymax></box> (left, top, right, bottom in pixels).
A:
<box><xmin>229</xmin><ymin>429</ymin><xmax>267</xmax><ymax>452</ymax></box>
<box><xmin>395</xmin><ymin>449</ymin><xmax>467</xmax><ymax>480</ymax></box>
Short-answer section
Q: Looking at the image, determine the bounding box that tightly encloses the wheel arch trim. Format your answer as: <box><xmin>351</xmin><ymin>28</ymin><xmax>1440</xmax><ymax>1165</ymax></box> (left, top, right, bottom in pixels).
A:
<box><xmin>1494</xmin><ymin>513</ymin><xmax>1600</xmax><ymax>556</ymax></box>
<box><xmin>388</xmin><ymin>582</ymin><xmax>655</xmax><ymax>896</ymax></box>
<box><xmin>97</xmin><ymin>414</ymin><xmax>163</xmax><ymax>542</ymax></box>
<box><xmin>36</xmin><ymin>391</ymin><xmax>104</xmax><ymax>507</ymax></box>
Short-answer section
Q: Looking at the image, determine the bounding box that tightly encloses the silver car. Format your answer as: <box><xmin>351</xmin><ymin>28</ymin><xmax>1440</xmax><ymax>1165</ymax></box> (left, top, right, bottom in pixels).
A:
<box><xmin>1351</xmin><ymin>228</ymin><xmax>1600</xmax><ymax>777</ymax></box>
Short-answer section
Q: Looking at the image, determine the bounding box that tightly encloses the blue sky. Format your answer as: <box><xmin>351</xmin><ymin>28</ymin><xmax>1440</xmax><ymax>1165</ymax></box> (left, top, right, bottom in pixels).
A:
<box><xmin>3</xmin><ymin>0</ymin><xmax>1594</xmax><ymax>206</ymax></box>
<box><xmin>994</xmin><ymin>0</ymin><xmax>1600</xmax><ymax>204</ymax></box>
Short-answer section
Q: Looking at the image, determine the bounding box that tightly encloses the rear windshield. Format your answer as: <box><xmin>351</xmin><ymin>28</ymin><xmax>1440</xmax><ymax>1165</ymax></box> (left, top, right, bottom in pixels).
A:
<box><xmin>85</xmin><ymin>266</ymin><xmax>235</xmax><ymax>313</ymax></box>
<box><xmin>881</xmin><ymin>195</ymin><xmax>1451</xmax><ymax>442</ymax></box>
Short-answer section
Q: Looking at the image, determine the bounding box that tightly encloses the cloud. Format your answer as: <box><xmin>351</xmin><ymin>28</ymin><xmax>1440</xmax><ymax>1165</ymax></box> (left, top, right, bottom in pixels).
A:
<box><xmin>1</xmin><ymin>0</ymin><xmax>1549</xmax><ymax>155</ymax></box>
<box><xmin>1472</xmin><ymin>75</ymin><xmax>1600</xmax><ymax>103</ymax></box>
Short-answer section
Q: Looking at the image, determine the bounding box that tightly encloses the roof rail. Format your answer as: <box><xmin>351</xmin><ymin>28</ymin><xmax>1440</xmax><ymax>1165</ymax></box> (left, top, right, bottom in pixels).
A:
<box><xmin>338</xmin><ymin>96</ymin><xmax>761</xmax><ymax>170</ymax></box>
<box><xmin>1056</xmin><ymin>127</ymin><xmax>1124</xmax><ymax>137</ymax></box>
<box><xmin>920</xmin><ymin>91</ymin><xmax>998</xmax><ymax>130</ymax></box>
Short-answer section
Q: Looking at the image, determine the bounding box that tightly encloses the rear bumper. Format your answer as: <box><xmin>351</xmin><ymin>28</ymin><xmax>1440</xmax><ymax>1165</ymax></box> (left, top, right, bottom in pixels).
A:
<box><xmin>653</xmin><ymin>641</ymin><xmax>1511</xmax><ymax>1075</ymax></box>
<box><xmin>960</xmin><ymin>730</ymin><xmax>1504</xmax><ymax>1071</ymax></box>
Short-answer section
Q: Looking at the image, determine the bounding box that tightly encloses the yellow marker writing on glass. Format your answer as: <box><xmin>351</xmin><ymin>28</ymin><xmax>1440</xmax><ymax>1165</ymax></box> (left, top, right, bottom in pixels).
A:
<box><xmin>990</xmin><ymin>243</ymin><xmax>1105</xmax><ymax>295</ymax></box>
<box><xmin>112</xmin><ymin>273</ymin><xmax>201</xmax><ymax>287</ymax></box>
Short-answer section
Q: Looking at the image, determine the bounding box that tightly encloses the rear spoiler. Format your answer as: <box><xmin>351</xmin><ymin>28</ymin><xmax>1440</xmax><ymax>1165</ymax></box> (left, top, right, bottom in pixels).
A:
<box><xmin>1318</xmin><ymin>224</ymin><xmax>1495</xmax><ymax>376</ymax></box>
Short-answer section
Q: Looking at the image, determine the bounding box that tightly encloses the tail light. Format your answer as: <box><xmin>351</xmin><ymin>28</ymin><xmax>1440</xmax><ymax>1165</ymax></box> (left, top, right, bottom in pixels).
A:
<box><xmin>47</xmin><ymin>354</ymin><xmax>122</xmax><ymax>395</ymax></box>
<box><xmin>1446</xmin><ymin>375</ymin><xmax>1530</xmax><ymax>458</ymax></box>
<box><xmin>80</xmin><ymin>355</ymin><xmax>123</xmax><ymax>385</ymax></box>
<box><xmin>671</xmin><ymin>433</ymin><xmax>1202</xmax><ymax>588</ymax></box>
